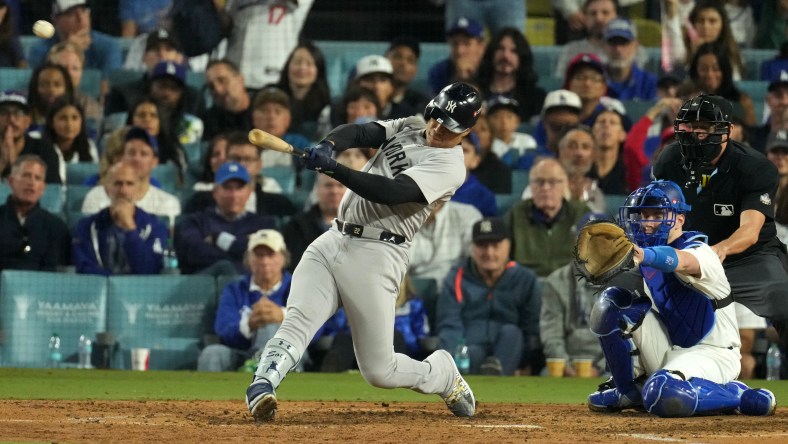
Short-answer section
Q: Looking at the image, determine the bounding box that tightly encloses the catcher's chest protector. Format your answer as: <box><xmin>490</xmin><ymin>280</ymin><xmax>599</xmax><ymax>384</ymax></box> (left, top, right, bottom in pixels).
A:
<box><xmin>640</xmin><ymin>233</ymin><xmax>715</xmax><ymax>347</ymax></box>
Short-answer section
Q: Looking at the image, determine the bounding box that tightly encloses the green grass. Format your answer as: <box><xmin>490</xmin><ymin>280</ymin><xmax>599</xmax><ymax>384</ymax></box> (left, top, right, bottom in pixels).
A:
<box><xmin>1</xmin><ymin>368</ymin><xmax>787</xmax><ymax>404</ymax></box>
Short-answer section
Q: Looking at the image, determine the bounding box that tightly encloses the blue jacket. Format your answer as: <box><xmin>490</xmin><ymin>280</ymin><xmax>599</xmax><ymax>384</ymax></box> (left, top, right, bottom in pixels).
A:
<box><xmin>607</xmin><ymin>65</ymin><xmax>658</xmax><ymax>101</ymax></box>
<box><xmin>394</xmin><ymin>298</ymin><xmax>430</xmax><ymax>356</ymax></box>
<box><xmin>428</xmin><ymin>58</ymin><xmax>456</xmax><ymax>95</ymax></box>
<box><xmin>73</xmin><ymin>207</ymin><xmax>168</xmax><ymax>275</ymax></box>
<box><xmin>214</xmin><ymin>273</ymin><xmax>292</xmax><ymax>349</ymax></box>
<box><xmin>28</xmin><ymin>30</ymin><xmax>121</xmax><ymax>78</ymax></box>
<box><xmin>437</xmin><ymin>258</ymin><xmax>541</xmax><ymax>355</ymax></box>
<box><xmin>174</xmin><ymin>209</ymin><xmax>277</xmax><ymax>274</ymax></box>
<box><xmin>452</xmin><ymin>174</ymin><xmax>498</xmax><ymax>217</ymax></box>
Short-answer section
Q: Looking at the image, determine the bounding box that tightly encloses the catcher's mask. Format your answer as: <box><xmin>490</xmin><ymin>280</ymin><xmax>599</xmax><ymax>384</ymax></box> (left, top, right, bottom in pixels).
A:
<box><xmin>619</xmin><ymin>180</ymin><xmax>691</xmax><ymax>247</ymax></box>
<box><xmin>673</xmin><ymin>95</ymin><xmax>732</xmax><ymax>184</ymax></box>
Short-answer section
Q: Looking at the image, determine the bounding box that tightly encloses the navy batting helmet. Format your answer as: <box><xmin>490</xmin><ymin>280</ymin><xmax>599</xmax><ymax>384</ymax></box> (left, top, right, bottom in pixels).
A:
<box><xmin>424</xmin><ymin>82</ymin><xmax>482</xmax><ymax>134</ymax></box>
<box><xmin>673</xmin><ymin>94</ymin><xmax>732</xmax><ymax>166</ymax></box>
<box><xmin>619</xmin><ymin>180</ymin><xmax>691</xmax><ymax>247</ymax></box>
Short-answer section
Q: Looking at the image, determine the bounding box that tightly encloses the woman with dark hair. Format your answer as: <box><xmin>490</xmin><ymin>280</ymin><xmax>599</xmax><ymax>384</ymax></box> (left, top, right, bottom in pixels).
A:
<box><xmin>27</xmin><ymin>63</ymin><xmax>75</xmax><ymax>129</ymax></box>
<box><xmin>124</xmin><ymin>96</ymin><xmax>186</xmax><ymax>175</ymax></box>
<box><xmin>277</xmin><ymin>40</ymin><xmax>332</xmax><ymax>141</ymax></box>
<box><xmin>194</xmin><ymin>132</ymin><xmax>229</xmax><ymax>191</ymax></box>
<box><xmin>28</xmin><ymin>96</ymin><xmax>97</xmax><ymax>184</ymax></box>
<box><xmin>0</xmin><ymin>0</ymin><xmax>24</xmax><ymax>67</ymax></box>
<box><xmin>688</xmin><ymin>43</ymin><xmax>755</xmax><ymax>127</ymax></box>
<box><xmin>475</xmin><ymin>27</ymin><xmax>545</xmax><ymax>122</ymax></box>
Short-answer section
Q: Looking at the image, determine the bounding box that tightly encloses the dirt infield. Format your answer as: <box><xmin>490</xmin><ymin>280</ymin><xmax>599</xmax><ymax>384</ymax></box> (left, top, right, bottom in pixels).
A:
<box><xmin>0</xmin><ymin>400</ymin><xmax>786</xmax><ymax>443</ymax></box>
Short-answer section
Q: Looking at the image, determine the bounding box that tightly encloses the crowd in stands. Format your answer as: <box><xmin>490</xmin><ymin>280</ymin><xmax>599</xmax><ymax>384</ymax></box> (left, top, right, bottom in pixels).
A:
<box><xmin>1</xmin><ymin>0</ymin><xmax>786</xmax><ymax>376</ymax></box>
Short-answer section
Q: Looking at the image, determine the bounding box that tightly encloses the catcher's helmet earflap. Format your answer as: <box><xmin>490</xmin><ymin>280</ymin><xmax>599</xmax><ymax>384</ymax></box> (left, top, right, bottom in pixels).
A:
<box><xmin>673</xmin><ymin>94</ymin><xmax>732</xmax><ymax>186</ymax></box>
<box><xmin>619</xmin><ymin>180</ymin><xmax>691</xmax><ymax>247</ymax></box>
<box><xmin>424</xmin><ymin>82</ymin><xmax>482</xmax><ymax>134</ymax></box>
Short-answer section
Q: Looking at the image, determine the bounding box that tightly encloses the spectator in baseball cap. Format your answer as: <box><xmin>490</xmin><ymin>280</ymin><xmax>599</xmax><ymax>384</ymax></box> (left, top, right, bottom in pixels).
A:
<box><xmin>485</xmin><ymin>95</ymin><xmax>538</xmax><ymax>169</ymax></box>
<box><xmin>532</xmin><ymin>89</ymin><xmax>582</xmax><ymax>155</ymax></box>
<box><xmin>428</xmin><ymin>16</ymin><xmax>485</xmax><ymax>95</ymax></box>
<box><xmin>565</xmin><ymin>53</ymin><xmax>627</xmax><ymax>127</ymax></box>
<box><xmin>386</xmin><ymin>36</ymin><xmax>430</xmax><ymax>112</ymax></box>
<box><xmin>353</xmin><ymin>55</ymin><xmax>415</xmax><ymax>120</ymax></box>
<box><xmin>250</xmin><ymin>86</ymin><xmax>309</xmax><ymax>171</ymax></box>
<box><xmin>603</xmin><ymin>18</ymin><xmax>657</xmax><ymax>101</ymax></box>
<box><xmin>0</xmin><ymin>91</ymin><xmax>36</xmax><ymax>180</ymax></box>
<box><xmin>766</xmin><ymin>130</ymin><xmax>788</xmax><ymax>181</ymax></box>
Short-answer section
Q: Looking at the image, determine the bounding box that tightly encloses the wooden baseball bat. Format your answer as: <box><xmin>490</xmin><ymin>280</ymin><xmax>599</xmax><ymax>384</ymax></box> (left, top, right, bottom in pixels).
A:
<box><xmin>248</xmin><ymin>129</ymin><xmax>306</xmax><ymax>157</ymax></box>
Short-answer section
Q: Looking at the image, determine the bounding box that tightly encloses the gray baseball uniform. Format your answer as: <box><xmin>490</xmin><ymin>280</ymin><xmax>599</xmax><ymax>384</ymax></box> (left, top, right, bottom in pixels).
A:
<box><xmin>259</xmin><ymin>117</ymin><xmax>465</xmax><ymax>394</ymax></box>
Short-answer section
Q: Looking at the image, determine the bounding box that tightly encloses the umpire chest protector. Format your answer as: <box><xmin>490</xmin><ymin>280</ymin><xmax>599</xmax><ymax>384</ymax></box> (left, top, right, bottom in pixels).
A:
<box><xmin>640</xmin><ymin>232</ymin><xmax>715</xmax><ymax>348</ymax></box>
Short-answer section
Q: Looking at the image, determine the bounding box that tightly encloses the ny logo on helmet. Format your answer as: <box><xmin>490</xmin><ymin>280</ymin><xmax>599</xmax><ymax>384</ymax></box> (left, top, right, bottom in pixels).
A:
<box><xmin>446</xmin><ymin>100</ymin><xmax>457</xmax><ymax>113</ymax></box>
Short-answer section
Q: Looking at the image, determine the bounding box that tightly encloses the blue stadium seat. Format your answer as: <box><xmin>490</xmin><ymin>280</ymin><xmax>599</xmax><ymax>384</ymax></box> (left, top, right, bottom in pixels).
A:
<box><xmin>532</xmin><ymin>46</ymin><xmax>563</xmax><ymax>81</ymax></box>
<box><xmin>262</xmin><ymin>165</ymin><xmax>296</xmax><ymax>194</ymax></box>
<box><xmin>108</xmin><ymin>69</ymin><xmax>143</xmax><ymax>89</ymax></box>
<box><xmin>538</xmin><ymin>76</ymin><xmax>563</xmax><ymax>92</ymax></box>
<box><xmin>81</xmin><ymin>69</ymin><xmax>102</xmax><ymax>99</ymax></box>
<box><xmin>39</xmin><ymin>185</ymin><xmax>66</xmax><ymax>218</ymax></box>
<box><xmin>0</xmin><ymin>270</ymin><xmax>108</xmax><ymax>368</ymax></box>
<box><xmin>66</xmin><ymin>184</ymin><xmax>92</xmax><ymax>212</ymax></box>
<box><xmin>151</xmin><ymin>163</ymin><xmax>180</xmax><ymax>195</ymax></box>
<box><xmin>604</xmin><ymin>194</ymin><xmax>628</xmax><ymax>220</ymax></box>
<box><xmin>0</xmin><ymin>182</ymin><xmax>9</xmax><ymax>202</ymax></box>
<box><xmin>512</xmin><ymin>169</ymin><xmax>530</xmax><ymax>196</ymax></box>
<box><xmin>622</xmin><ymin>100</ymin><xmax>656</xmax><ymax>121</ymax></box>
<box><xmin>0</xmin><ymin>68</ymin><xmax>32</xmax><ymax>92</ymax></box>
<box><xmin>736</xmin><ymin>80</ymin><xmax>769</xmax><ymax>104</ymax></box>
<box><xmin>106</xmin><ymin>275</ymin><xmax>217</xmax><ymax>370</ymax></box>
<box><xmin>66</xmin><ymin>162</ymin><xmax>99</xmax><ymax>186</ymax></box>
<box><xmin>495</xmin><ymin>193</ymin><xmax>520</xmax><ymax>215</ymax></box>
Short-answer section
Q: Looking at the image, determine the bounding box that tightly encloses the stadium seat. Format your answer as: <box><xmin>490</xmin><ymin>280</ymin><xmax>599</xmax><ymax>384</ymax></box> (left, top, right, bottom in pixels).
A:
<box><xmin>108</xmin><ymin>69</ymin><xmax>143</xmax><ymax>89</ymax></box>
<box><xmin>106</xmin><ymin>275</ymin><xmax>217</xmax><ymax>370</ymax></box>
<box><xmin>81</xmin><ymin>69</ymin><xmax>102</xmax><ymax>99</ymax></box>
<box><xmin>736</xmin><ymin>80</ymin><xmax>769</xmax><ymax>105</ymax></box>
<box><xmin>622</xmin><ymin>100</ymin><xmax>656</xmax><ymax>120</ymax></box>
<box><xmin>0</xmin><ymin>270</ymin><xmax>108</xmax><ymax>368</ymax></box>
<box><xmin>532</xmin><ymin>46</ymin><xmax>563</xmax><ymax>80</ymax></box>
<box><xmin>151</xmin><ymin>163</ymin><xmax>181</xmax><ymax>195</ymax></box>
<box><xmin>528</xmin><ymin>0</ymin><xmax>553</xmax><ymax>17</ymax></box>
<box><xmin>632</xmin><ymin>18</ymin><xmax>661</xmax><ymax>48</ymax></box>
<box><xmin>495</xmin><ymin>193</ymin><xmax>520</xmax><ymax>215</ymax></box>
<box><xmin>525</xmin><ymin>17</ymin><xmax>555</xmax><ymax>46</ymax></box>
<box><xmin>39</xmin><ymin>185</ymin><xmax>66</xmax><ymax>218</ymax></box>
<box><xmin>0</xmin><ymin>182</ymin><xmax>9</xmax><ymax>202</ymax></box>
<box><xmin>0</xmin><ymin>67</ymin><xmax>32</xmax><ymax>91</ymax></box>
<box><xmin>66</xmin><ymin>163</ymin><xmax>99</xmax><ymax>186</ymax></box>
<box><xmin>262</xmin><ymin>165</ymin><xmax>296</xmax><ymax>194</ymax></box>
<box><xmin>66</xmin><ymin>184</ymin><xmax>92</xmax><ymax>212</ymax></box>
<box><xmin>604</xmin><ymin>194</ymin><xmax>628</xmax><ymax>219</ymax></box>
<box><xmin>538</xmin><ymin>75</ymin><xmax>563</xmax><ymax>92</ymax></box>
<box><xmin>512</xmin><ymin>169</ymin><xmax>530</xmax><ymax>196</ymax></box>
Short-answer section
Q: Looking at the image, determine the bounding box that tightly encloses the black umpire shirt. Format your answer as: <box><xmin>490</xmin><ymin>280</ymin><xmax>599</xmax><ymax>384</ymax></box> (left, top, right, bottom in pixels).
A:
<box><xmin>653</xmin><ymin>139</ymin><xmax>779</xmax><ymax>263</ymax></box>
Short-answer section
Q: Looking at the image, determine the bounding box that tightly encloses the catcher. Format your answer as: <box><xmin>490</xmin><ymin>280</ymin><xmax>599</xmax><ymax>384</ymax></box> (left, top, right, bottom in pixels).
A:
<box><xmin>576</xmin><ymin>180</ymin><xmax>776</xmax><ymax>417</ymax></box>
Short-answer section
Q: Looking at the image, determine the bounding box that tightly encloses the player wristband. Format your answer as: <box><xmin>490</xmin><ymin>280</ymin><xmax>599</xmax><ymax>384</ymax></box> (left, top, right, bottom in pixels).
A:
<box><xmin>641</xmin><ymin>246</ymin><xmax>679</xmax><ymax>272</ymax></box>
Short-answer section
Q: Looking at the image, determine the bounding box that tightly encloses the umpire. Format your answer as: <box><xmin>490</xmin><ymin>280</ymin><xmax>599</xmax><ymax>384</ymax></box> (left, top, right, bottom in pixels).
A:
<box><xmin>653</xmin><ymin>94</ymin><xmax>788</xmax><ymax>346</ymax></box>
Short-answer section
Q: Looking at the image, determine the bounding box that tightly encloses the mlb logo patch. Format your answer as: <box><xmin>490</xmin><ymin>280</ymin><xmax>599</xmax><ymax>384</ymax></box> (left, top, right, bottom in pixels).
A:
<box><xmin>760</xmin><ymin>193</ymin><xmax>772</xmax><ymax>205</ymax></box>
<box><xmin>714</xmin><ymin>204</ymin><xmax>734</xmax><ymax>216</ymax></box>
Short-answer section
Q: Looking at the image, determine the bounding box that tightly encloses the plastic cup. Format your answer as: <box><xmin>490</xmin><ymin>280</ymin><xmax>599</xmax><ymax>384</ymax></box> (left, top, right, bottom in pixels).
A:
<box><xmin>546</xmin><ymin>358</ymin><xmax>566</xmax><ymax>377</ymax></box>
<box><xmin>573</xmin><ymin>358</ymin><xmax>594</xmax><ymax>378</ymax></box>
<box><xmin>131</xmin><ymin>348</ymin><xmax>150</xmax><ymax>371</ymax></box>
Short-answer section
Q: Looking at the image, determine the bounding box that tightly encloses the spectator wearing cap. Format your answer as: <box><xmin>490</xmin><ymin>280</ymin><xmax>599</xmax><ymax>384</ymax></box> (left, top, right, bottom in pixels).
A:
<box><xmin>352</xmin><ymin>54</ymin><xmax>415</xmax><ymax>120</ymax></box>
<box><xmin>553</xmin><ymin>0</ymin><xmax>649</xmax><ymax>77</ymax></box>
<box><xmin>201</xmin><ymin>59</ymin><xmax>253</xmax><ymax>141</ymax></box>
<box><xmin>276</xmin><ymin>40</ymin><xmax>332</xmax><ymax>142</ymax></box>
<box><xmin>564</xmin><ymin>53</ymin><xmax>627</xmax><ymax>127</ymax></box>
<box><xmin>197</xmin><ymin>229</ymin><xmax>294</xmax><ymax>372</ymax></box>
<box><xmin>452</xmin><ymin>132</ymin><xmax>498</xmax><ymax>217</ymax></box>
<box><xmin>476</xmin><ymin>27</ymin><xmax>546</xmax><ymax>123</ymax></box>
<box><xmin>149</xmin><ymin>60</ymin><xmax>205</xmax><ymax>145</ymax></box>
<box><xmin>602</xmin><ymin>18</ymin><xmax>657</xmax><ymax>101</ymax></box>
<box><xmin>0</xmin><ymin>154</ymin><xmax>70</xmax><ymax>272</ymax></box>
<box><xmin>530</xmin><ymin>89</ymin><xmax>582</xmax><ymax>156</ymax></box>
<box><xmin>427</xmin><ymin>17</ymin><xmax>485</xmax><ymax>95</ymax></box>
<box><xmin>0</xmin><ymin>91</ymin><xmax>43</xmax><ymax>180</ymax></box>
<box><xmin>250</xmin><ymin>86</ymin><xmax>309</xmax><ymax>170</ymax></box>
<box><xmin>175</xmin><ymin>161</ymin><xmax>278</xmax><ymax>275</ymax></box>
<box><xmin>82</xmin><ymin>126</ymin><xmax>181</xmax><ymax>225</ymax></box>
<box><xmin>748</xmin><ymin>69</ymin><xmax>788</xmax><ymax>153</ymax></box>
<box><xmin>119</xmin><ymin>0</ymin><xmax>171</xmax><ymax>37</ymax></box>
<box><xmin>486</xmin><ymin>95</ymin><xmax>537</xmax><ymax>169</ymax></box>
<box><xmin>469</xmin><ymin>115</ymin><xmax>512</xmax><ymax>194</ymax></box>
<box><xmin>540</xmin><ymin>211</ymin><xmax>607</xmax><ymax>377</ymax></box>
<box><xmin>28</xmin><ymin>0</ymin><xmax>121</xmax><ymax>97</ymax></box>
<box><xmin>184</xmin><ymin>131</ymin><xmax>297</xmax><ymax>218</ymax></box>
<box><xmin>386</xmin><ymin>36</ymin><xmax>431</xmax><ymax>113</ymax></box>
<box><xmin>46</xmin><ymin>41</ymin><xmax>102</xmax><ymax>134</ymax></box>
<box><xmin>770</xmin><ymin>131</ymin><xmax>788</xmax><ymax>245</ymax></box>
<box><xmin>505</xmin><ymin>157</ymin><xmax>590</xmax><ymax>277</ymax></box>
<box><xmin>436</xmin><ymin>217</ymin><xmax>541</xmax><ymax>376</ymax></box>
<box><xmin>73</xmin><ymin>160</ymin><xmax>169</xmax><ymax>276</ymax></box>
<box><xmin>108</xmin><ymin>29</ymin><xmax>205</xmax><ymax>120</ymax></box>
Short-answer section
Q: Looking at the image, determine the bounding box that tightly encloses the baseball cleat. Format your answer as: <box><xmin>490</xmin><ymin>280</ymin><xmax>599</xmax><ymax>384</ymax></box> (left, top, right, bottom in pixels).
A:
<box><xmin>738</xmin><ymin>388</ymin><xmax>776</xmax><ymax>416</ymax></box>
<box><xmin>246</xmin><ymin>378</ymin><xmax>277</xmax><ymax>422</ymax></box>
<box><xmin>438</xmin><ymin>350</ymin><xmax>476</xmax><ymax>417</ymax></box>
<box><xmin>587</xmin><ymin>388</ymin><xmax>642</xmax><ymax>413</ymax></box>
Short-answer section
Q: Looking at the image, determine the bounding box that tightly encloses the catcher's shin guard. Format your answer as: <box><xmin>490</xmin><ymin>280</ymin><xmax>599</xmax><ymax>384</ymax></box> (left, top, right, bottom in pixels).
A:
<box><xmin>642</xmin><ymin>369</ymin><xmax>740</xmax><ymax>417</ymax></box>
<box><xmin>589</xmin><ymin>287</ymin><xmax>651</xmax><ymax>402</ymax></box>
<box><xmin>254</xmin><ymin>337</ymin><xmax>300</xmax><ymax>388</ymax></box>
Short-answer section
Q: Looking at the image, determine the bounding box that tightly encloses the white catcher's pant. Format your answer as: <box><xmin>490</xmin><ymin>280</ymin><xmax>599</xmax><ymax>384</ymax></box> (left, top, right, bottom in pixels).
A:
<box><xmin>273</xmin><ymin>229</ymin><xmax>455</xmax><ymax>395</ymax></box>
<box><xmin>633</xmin><ymin>312</ymin><xmax>741</xmax><ymax>383</ymax></box>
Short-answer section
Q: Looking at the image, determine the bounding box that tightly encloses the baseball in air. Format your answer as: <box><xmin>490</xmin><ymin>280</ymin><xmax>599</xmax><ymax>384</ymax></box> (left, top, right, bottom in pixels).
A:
<box><xmin>33</xmin><ymin>20</ymin><xmax>55</xmax><ymax>39</ymax></box>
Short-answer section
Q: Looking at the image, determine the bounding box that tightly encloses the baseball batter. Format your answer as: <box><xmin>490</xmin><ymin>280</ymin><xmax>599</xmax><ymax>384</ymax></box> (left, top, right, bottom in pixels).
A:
<box><xmin>245</xmin><ymin>83</ymin><xmax>482</xmax><ymax>421</ymax></box>
<box><xmin>587</xmin><ymin>180</ymin><xmax>776</xmax><ymax>417</ymax></box>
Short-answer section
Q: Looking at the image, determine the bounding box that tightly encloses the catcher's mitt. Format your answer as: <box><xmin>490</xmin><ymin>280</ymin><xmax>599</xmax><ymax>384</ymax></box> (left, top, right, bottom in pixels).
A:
<box><xmin>574</xmin><ymin>220</ymin><xmax>635</xmax><ymax>285</ymax></box>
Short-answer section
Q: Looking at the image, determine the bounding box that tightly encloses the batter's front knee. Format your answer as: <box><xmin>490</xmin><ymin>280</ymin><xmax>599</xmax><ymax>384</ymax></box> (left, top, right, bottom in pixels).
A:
<box><xmin>359</xmin><ymin>362</ymin><xmax>399</xmax><ymax>389</ymax></box>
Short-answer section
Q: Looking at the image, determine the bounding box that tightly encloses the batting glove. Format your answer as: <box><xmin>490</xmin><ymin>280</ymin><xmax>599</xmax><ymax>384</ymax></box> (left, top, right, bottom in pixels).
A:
<box><xmin>304</xmin><ymin>144</ymin><xmax>338</xmax><ymax>174</ymax></box>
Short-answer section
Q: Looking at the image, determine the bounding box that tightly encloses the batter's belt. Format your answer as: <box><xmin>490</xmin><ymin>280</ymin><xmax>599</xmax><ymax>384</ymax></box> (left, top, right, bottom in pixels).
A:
<box><xmin>334</xmin><ymin>219</ymin><xmax>406</xmax><ymax>245</ymax></box>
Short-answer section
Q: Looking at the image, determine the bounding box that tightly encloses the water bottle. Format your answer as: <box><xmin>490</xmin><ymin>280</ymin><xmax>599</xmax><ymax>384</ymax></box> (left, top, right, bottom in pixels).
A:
<box><xmin>454</xmin><ymin>338</ymin><xmax>470</xmax><ymax>375</ymax></box>
<box><xmin>78</xmin><ymin>334</ymin><xmax>93</xmax><ymax>369</ymax></box>
<box><xmin>162</xmin><ymin>239</ymin><xmax>180</xmax><ymax>275</ymax></box>
<box><xmin>766</xmin><ymin>343</ymin><xmax>781</xmax><ymax>381</ymax></box>
<box><xmin>48</xmin><ymin>333</ymin><xmax>62</xmax><ymax>368</ymax></box>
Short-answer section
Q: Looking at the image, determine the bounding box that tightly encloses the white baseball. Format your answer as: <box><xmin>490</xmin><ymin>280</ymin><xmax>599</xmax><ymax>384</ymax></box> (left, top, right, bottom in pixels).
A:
<box><xmin>33</xmin><ymin>20</ymin><xmax>55</xmax><ymax>39</ymax></box>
